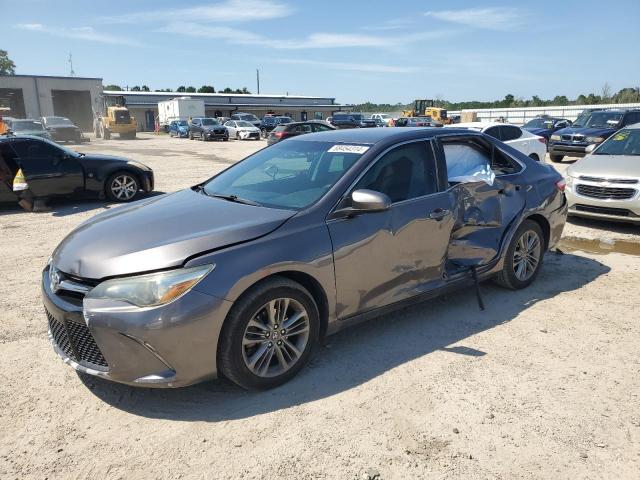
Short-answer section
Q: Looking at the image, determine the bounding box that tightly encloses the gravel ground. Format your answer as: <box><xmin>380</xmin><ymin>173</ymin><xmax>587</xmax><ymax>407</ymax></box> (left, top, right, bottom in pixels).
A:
<box><xmin>1</xmin><ymin>133</ymin><xmax>639</xmax><ymax>479</ymax></box>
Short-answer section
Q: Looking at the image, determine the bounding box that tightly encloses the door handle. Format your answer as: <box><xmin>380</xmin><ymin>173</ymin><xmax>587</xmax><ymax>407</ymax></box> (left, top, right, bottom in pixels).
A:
<box><xmin>429</xmin><ymin>208</ymin><xmax>451</xmax><ymax>220</ymax></box>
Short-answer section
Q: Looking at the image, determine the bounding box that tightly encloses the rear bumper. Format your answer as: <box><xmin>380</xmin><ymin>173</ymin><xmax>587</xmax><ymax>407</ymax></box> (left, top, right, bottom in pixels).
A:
<box><xmin>42</xmin><ymin>266</ymin><xmax>233</xmax><ymax>388</ymax></box>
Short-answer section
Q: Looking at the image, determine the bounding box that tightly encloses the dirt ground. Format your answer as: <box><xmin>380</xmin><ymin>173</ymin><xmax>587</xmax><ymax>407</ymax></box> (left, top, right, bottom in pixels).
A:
<box><xmin>1</xmin><ymin>133</ymin><xmax>639</xmax><ymax>479</ymax></box>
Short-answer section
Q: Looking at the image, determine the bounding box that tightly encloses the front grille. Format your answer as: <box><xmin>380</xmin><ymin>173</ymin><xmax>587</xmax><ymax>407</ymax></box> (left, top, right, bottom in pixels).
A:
<box><xmin>561</xmin><ymin>134</ymin><xmax>585</xmax><ymax>142</ymax></box>
<box><xmin>561</xmin><ymin>134</ymin><xmax>572</xmax><ymax>141</ymax></box>
<box><xmin>574</xmin><ymin>204</ymin><xmax>636</xmax><ymax>217</ymax></box>
<box><xmin>46</xmin><ymin>308</ymin><xmax>108</xmax><ymax>369</ymax></box>
<box><xmin>579</xmin><ymin>176</ymin><xmax>638</xmax><ymax>184</ymax></box>
<box><xmin>576</xmin><ymin>184</ymin><xmax>636</xmax><ymax>200</ymax></box>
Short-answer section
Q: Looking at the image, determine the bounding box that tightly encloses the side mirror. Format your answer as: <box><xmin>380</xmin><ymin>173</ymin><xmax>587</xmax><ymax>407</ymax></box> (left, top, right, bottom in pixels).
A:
<box><xmin>585</xmin><ymin>144</ymin><xmax>596</xmax><ymax>154</ymax></box>
<box><xmin>351</xmin><ymin>189</ymin><xmax>391</xmax><ymax>212</ymax></box>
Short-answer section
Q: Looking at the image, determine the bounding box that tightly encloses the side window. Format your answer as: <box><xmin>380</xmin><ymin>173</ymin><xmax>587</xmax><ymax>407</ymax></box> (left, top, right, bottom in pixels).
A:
<box><xmin>355</xmin><ymin>142</ymin><xmax>437</xmax><ymax>203</ymax></box>
<box><xmin>484</xmin><ymin>126</ymin><xmax>501</xmax><ymax>140</ymax></box>
<box><xmin>492</xmin><ymin>148</ymin><xmax>522</xmax><ymax>176</ymax></box>
<box><xmin>300</xmin><ymin>124</ymin><xmax>313</xmax><ymax>134</ymax></box>
<box><xmin>623</xmin><ymin>112</ymin><xmax>640</xmax><ymax>126</ymax></box>
<box><xmin>0</xmin><ymin>143</ymin><xmax>19</xmax><ymax>177</ymax></box>
<box><xmin>12</xmin><ymin>140</ymin><xmax>62</xmax><ymax>164</ymax></box>
<box><xmin>313</xmin><ymin>123</ymin><xmax>331</xmax><ymax>132</ymax></box>
<box><xmin>443</xmin><ymin>142</ymin><xmax>493</xmax><ymax>184</ymax></box>
<box><xmin>500</xmin><ymin>125</ymin><xmax>523</xmax><ymax>141</ymax></box>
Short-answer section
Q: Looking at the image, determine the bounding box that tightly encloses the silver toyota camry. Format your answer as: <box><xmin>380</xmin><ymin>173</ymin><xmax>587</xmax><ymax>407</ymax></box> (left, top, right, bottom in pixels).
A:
<box><xmin>43</xmin><ymin>128</ymin><xmax>567</xmax><ymax>390</ymax></box>
<box><xmin>565</xmin><ymin>123</ymin><xmax>640</xmax><ymax>223</ymax></box>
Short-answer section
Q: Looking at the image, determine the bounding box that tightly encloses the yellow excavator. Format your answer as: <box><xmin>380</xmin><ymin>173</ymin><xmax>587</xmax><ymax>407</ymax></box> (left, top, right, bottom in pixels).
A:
<box><xmin>402</xmin><ymin>99</ymin><xmax>453</xmax><ymax>125</ymax></box>
<box><xmin>94</xmin><ymin>95</ymin><xmax>137</xmax><ymax>140</ymax></box>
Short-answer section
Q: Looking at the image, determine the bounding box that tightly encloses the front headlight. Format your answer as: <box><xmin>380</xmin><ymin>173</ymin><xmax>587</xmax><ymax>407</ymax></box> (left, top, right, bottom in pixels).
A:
<box><xmin>550</xmin><ymin>134</ymin><xmax>561</xmax><ymax>141</ymax></box>
<box><xmin>85</xmin><ymin>265</ymin><xmax>213</xmax><ymax>307</ymax></box>
<box><xmin>586</xmin><ymin>136</ymin><xmax>604</xmax><ymax>143</ymax></box>
<box><xmin>565</xmin><ymin>174</ymin><xmax>574</xmax><ymax>188</ymax></box>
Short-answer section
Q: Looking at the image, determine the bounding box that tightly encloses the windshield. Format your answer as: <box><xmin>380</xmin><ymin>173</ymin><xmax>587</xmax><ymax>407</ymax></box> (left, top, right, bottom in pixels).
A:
<box><xmin>263</xmin><ymin>117</ymin><xmax>276</xmax><ymax>124</ymax></box>
<box><xmin>177</xmin><ymin>120</ymin><xmax>188</xmax><ymax>126</ymax></box>
<box><xmin>203</xmin><ymin>140</ymin><xmax>368</xmax><ymax>210</ymax></box>
<box><xmin>201</xmin><ymin>118</ymin><xmax>219</xmax><ymax>126</ymax></box>
<box><xmin>45</xmin><ymin>117</ymin><xmax>73</xmax><ymax>126</ymax></box>
<box><xmin>351</xmin><ymin>114</ymin><xmax>364</xmax><ymax>121</ymax></box>
<box><xmin>572</xmin><ymin>111</ymin><xmax>622</xmax><ymax>128</ymax></box>
<box><xmin>236</xmin><ymin>121</ymin><xmax>254</xmax><ymax>128</ymax></box>
<box><xmin>277</xmin><ymin>117</ymin><xmax>292</xmax><ymax>124</ymax></box>
<box><xmin>238</xmin><ymin>114</ymin><xmax>259</xmax><ymax>122</ymax></box>
<box><xmin>12</xmin><ymin>120</ymin><xmax>44</xmax><ymax>131</ymax></box>
<box><xmin>524</xmin><ymin>118</ymin><xmax>552</xmax><ymax>128</ymax></box>
<box><xmin>594</xmin><ymin>129</ymin><xmax>640</xmax><ymax>156</ymax></box>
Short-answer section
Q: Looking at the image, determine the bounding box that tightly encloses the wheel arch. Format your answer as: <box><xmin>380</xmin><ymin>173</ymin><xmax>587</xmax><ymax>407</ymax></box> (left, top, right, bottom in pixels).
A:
<box><xmin>524</xmin><ymin>213</ymin><xmax>551</xmax><ymax>250</ymax></box>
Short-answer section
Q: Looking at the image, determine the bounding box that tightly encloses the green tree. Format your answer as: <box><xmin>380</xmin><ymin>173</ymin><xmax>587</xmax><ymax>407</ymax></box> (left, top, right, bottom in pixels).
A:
<box><xmin>185</xmin><ymin>86</ymin><xmax>196</xmax><ymax>93</ymax></box>
<box><xmin>130</xmin><ymin>85</ymin><xmax>141</xmax><ymax>91</ymax></box>
<box><xmin>221</xmin><ymin>87</ymin><xmax>234</xmax><ymax>93</ymax></box>
<box><xmin>141</xmin><ymin>85</ymin><xmax>150</xmax><ymax>92</ymax></box>
<box><xmin>0</xmin><ymin>50</ymin><xmax>16</xmax><ymax>75</ymax></box>
<box><xmin>154</xmin><ymin>88</ymin><xmax>173</xmax><ymax>92</ymax></box>
<box><xmin>104</xmin><ymin>84</ymin><xmax>123</xmax><ymax>91</ymax></box>
<box><xmin>176</xmin><ymin>86</ymin><xmax>186</xmax><ymax>92</ymax></box>
<box><xmin>197</xmin><ymin>85</ymin><xmax>215</xmax><ymax>93</ymax></box>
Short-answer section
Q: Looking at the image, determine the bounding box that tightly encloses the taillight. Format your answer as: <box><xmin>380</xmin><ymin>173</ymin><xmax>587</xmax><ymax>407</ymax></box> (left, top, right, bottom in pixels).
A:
<box><xmin>274</xmin><ymin>131</ymin><xmax>285</xmax><ymax>138</ymax></box>
<box><xmin>537</xmin><ymin>137</ymin><xmax>547</xmax><ymax>144</ymax></box>
<box><xmin>555</xmin><ymin>179</ymin><xmax>566</xmax><ymax>192</ymax></box>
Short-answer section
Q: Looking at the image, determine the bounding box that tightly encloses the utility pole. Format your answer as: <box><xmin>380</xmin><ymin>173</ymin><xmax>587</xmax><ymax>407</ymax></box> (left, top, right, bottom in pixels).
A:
<box><xmin>256</xmin><ymin>69</ymin><xmax>260</xmax><ymax>94</ymax></box>
<box><xmin>68</xmin><ymin>52</ymin><xmax>75</xmax><ymax>77</ymax></box>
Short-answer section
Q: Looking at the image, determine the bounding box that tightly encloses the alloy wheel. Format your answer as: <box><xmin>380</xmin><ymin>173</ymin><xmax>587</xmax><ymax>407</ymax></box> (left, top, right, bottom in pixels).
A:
<box><xmin>513</xmin><ymin>229</ymin><xmax>541</xmax><ymax>281</ymax></box>
<box><xmin>110</xmin><ymin>174</ymin><xmax>138</xmax><ymax>201</ymax></box>
<box><xmin>242</xmin><ymin>298</ymin><xmax>310</xmax><ymax>378</ymax></box>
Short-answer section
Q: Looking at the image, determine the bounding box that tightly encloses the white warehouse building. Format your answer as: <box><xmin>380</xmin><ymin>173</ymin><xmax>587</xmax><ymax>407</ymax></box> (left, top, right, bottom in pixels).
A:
<box><xmin>0</xmin><ymin>74</ymin><xmax>351</xmax><ymax>132</ymax></box>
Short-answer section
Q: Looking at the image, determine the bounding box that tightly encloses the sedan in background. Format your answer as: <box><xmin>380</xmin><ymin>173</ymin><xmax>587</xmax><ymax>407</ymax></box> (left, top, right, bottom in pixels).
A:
<box><xmin>41</xmin><ymin>116</ymin><xmax>86</xmax><ymax>143</ymax></box>
<box><xmin>169</xmin><ymin>120</ymin><xmax>190</xmax><ymax>138</ymax></box>
<box><xmin>266</xmin><ymin>120</ymin><xmax>335</xmax><ymax>145</ymax></box>
<box><xmin>395</xmin><ymin>117</ymin><xmax>442</xmax><ymax>128</ymax></box>
<box><xmin>259</xmin><ymin>116</ymin><xmax>293</xmax><ymax>138</ymax></box>
<box><xmin>370</xmin><ymin>113</ymin><xmax>395</xmax><ymax>126</ymax></box>
<box><xmin>565</xmin><ymin>124</ymin><xmax>640</xmax><ymax>223</ymax></box>
<box><xmin>42</xmin><ymin>127</ymin><xmax>565</xmax><ymax>390</ymax></box>
<box><xmin>189</xmin><ymin>118</ymin><xmax>229</xmax><ymax>142</ymax></box>
<box><xmin>446</xmin><ymin>122</ymin><xmax>547</xmax><ymax>162</ymax></box>
<box><xmin>231</xmin><ymin>112</ymin><xmax>262</xmax><ymax>128</ymax></box>
<box><xmin>330</xmin><ymin>112</ymin><xmax>375</xmax><ymax>129</ymax></box>
<box><xmin>0</xmin><ymin>135</ymin><xmax>153</xmax><ymax>204</ymax></box>
<box><xmin>224</xmin><ymin>120</ymin><xmax>261</xmax><ymax>140</ymax></box>
<box><xmin>522</xmin><ymin>117</ymin><xmax>571</xmax><ymax>141</ymax></box>
<box><xmin>7</xmin><ymin>119</ymin><xmax>51</xmax><ymax>140</ymax></box>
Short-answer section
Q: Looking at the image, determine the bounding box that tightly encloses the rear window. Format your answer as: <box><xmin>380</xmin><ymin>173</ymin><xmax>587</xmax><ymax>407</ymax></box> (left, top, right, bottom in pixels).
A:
<box><xmin>272</xmin><ymin>125</ymin><xmax>287</xmax><ymax>132</ymax></box>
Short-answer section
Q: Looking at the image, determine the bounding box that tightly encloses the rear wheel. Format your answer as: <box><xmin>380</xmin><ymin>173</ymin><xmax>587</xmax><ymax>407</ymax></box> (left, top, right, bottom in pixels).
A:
<box><xmin>218</xmin><ymin>277</ymin><xmax>320</xmax><ymax>390</ymax></box>
<box><xmin>495</xmin><ymin>219</ymin><xmax>544</xmax><ymax>290</ymax></box>
<box><xmin>105</xmin><ymin>171</ymin><xmax>139</xmax><ymax>202</ymax></box>
<box><xmin>550</xmin><ymin>154</ymin><xmax>563</xmax><ymax>163</ymax></box>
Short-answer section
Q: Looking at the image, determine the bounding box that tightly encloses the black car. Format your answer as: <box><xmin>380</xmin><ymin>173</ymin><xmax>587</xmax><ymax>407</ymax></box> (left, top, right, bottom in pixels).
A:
<box><xmin>267</xmin><ymin>120</ymin><xmax>336</xmax><ymax>145</ymax></box>
<box><xmin>0</xmin><ymin>136</ymin><xmax>154</xmax><ymax>204</ymax></box>
<box><xmin>230</xmin><ymin>112</ymin><xmax>262</xmax><ymax>128</ymax></box>
<box><xmin>41</xmin><ymin>116</ymin><xmax>87</xmax><ymax>143</ymax></box>
<box><xmin>522</xmin><ymin>116</ymin><xmax>571</xmax><ymax>141</ymax></box>
<box><xmin>188</xmin><ymin>118</ymin><xmax>229</xmax><ymax>142</ymax></box>
<box><xmin>548</xmin><ymin>108</ymin><xmax>640</xmax><ymax>162</ymax></box>
<box><xmin>395</xmin><ymin>117</ymin><xmax>442</xmax><ymax>127</ymax></box>
<box><xmin>330</xmin><ymin>112</ymin><xmax>374</xmax><ymax>129</ymax></box>
<box><xmin>259</xmin><ymin>115</ymin><xmax>293</xmax><ymax>138</ymax></box>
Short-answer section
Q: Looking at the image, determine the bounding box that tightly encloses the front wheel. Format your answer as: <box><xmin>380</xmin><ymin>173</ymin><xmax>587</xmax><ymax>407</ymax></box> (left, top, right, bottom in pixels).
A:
<box><xmin>494</xmin><ymin>219</ymin><xmax>544</xmax><ymax>290</ymax></box>
<box><xmin>261</xmin><ymin>129</ymin><xmax>267</xmax><ymax>139</ymax></box>
<box><xmin>550</xmin><ymin>154</ymin><xmax>563</xmax><ymax>163</ymax></box>
<box><xmin>105</xmin><ymin>171</ymin><xmax>139</xmax><ymax>202</ymax></box>
<box><xmin>218</xmin><ymin>277</ymin><xmax>320</xmax><ymax>390</ymax></box>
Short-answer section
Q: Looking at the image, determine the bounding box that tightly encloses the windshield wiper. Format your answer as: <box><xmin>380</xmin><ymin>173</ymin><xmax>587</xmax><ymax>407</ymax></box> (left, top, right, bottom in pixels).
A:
<box><xmin>206</xmin><ymin>192</ymin><xmax>262</xmax><ymax>206</ymax></box>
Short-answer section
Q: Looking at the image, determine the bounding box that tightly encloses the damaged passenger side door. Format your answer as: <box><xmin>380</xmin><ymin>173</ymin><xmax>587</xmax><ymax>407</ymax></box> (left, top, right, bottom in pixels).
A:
<box><xmin>435</xmin><ymin>134</ymin><xmax>526</xmax><ymax>272</ymax></box>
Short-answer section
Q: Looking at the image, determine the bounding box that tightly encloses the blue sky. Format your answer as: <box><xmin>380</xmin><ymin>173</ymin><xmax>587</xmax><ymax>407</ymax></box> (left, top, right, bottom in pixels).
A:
<box><xmin>2</xmin><ymin>0</ymin><xmax>639</xmax><ymax>104</ymax></box>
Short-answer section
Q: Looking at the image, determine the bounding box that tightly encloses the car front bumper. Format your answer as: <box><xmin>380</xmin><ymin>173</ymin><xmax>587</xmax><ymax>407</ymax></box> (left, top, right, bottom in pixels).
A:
<box><xmin>238</xmin><ymin>130</ymin><xmax>260</xmax><ymax>140</ymax></box>
<box><xmin>42</xmin><ymin>266</ymin><xmax>233</xmax><ymax>388</ymax></box>
<box><xmin>204</xmin><ymin>130</ymin><xmax>228</xmax><ymax>140</ymax></box>
<box><xmin>565</xmin><ymin>179</ymin><xmax>640</xmax><ymax>223</ymax></box>
<box><xmin>548</xmin><ymin>142</ymin><xmax>590</xmax><ymax>157</ymax></box>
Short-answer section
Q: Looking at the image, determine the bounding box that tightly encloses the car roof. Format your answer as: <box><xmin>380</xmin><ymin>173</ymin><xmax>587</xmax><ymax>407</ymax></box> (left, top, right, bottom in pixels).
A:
<box><xmin>294</xmin><ymin>126</ymin><xmax>473</xmax><ymax>144</ymax></box>
<box><xmin>447</xmin><ymin>121</ymin><xmax>519</xmax><ymax>130</ymax></box>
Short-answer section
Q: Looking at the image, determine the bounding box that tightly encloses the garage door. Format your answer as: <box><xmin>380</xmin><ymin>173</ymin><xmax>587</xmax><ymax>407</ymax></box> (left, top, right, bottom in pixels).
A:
<box><xmin>51</xmin><ymin>90</ymin><xmax>93</xmax><ymax>132</ymax></box>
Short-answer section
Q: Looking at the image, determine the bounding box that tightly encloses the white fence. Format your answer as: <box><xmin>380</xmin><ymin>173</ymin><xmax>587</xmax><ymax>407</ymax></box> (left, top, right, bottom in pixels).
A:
<box><xmin>449</xmin><ymin>103</ymin><xmax>640</xmax><ymax>125</ymax></box>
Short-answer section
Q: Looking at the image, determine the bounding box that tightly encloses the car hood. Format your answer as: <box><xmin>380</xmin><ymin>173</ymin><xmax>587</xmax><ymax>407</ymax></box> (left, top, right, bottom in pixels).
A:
<box><xmin>568</xmin><ymin>154</ymin><xmax>640</xmax><ymax>179</ymax></box>
<box><xmin>523</xmin><ymin>127</ymin><xmax>550</xmax><ymax>135</ymax></box>
<box><xmin>554</xmin><ymin>126</ymin><xmax>616</xmax><ymax>138</ymax></box>
<box><xmin>203</xmin><ymin>125</ymin><xmax>225</xmax><ymax>130</ymax></box>
<box><xmin>52</xmin><ymin>189</ymin><xmax>296</xmax><ymax>279</ymax></box>
<box><xmin>47</xmin><ymin>125</ymin><xmax>79</xmax><ymax>130</ymax></box>
<box><xmin>78</xmin><ymin>153</ymin><xmax>142</xmax><ymax>165</ymax></box>
<box><xmin>14</xmin><ymin>129</ymin><xmax>48</xmax><ymax>137</ymax></box>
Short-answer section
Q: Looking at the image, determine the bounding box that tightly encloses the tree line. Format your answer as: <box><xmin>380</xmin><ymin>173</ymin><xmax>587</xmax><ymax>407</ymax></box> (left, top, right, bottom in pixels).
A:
<box><xmin>103</xmin><ymin>84</ymin><xmax>252</xmax><ymax>94</ymax></box>
<box><xmin>355</xmin><ymin>84</ymin><xmax>640</xmax><ymax>112</ymax></box>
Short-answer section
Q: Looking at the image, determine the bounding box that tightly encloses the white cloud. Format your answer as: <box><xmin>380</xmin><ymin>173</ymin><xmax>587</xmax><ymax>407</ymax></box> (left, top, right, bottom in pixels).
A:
<box><xmin>159</xmin><ymin>22</ymin><xmax>452</xmax><ymax>49</ymax></box>
<box><xmin>17</xmin><ymin>23</ymin><xmax>141</xmax><ymax>46</ymax></box>
<box><xmin>274</xmin><ymin>59</ymin><xmax>417</xmax><ymax>74</ymax></box>
<box><xmin>424</xmin><ymin>7</ymin><xmax>525</xmax><ymax>30</ymax></box>
<box><xmin>103</xmin><ymin>0</ymin><xmax>292</xmax><ymax>24</ymax></box>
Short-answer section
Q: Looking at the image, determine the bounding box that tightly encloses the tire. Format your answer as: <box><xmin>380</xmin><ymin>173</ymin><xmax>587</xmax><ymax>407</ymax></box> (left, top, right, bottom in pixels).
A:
<box><xmin>236</xmin><ymin>132</ymin><xmax>240</xmax><ymax>140</ymax></box>
<box><xmin>529</xmin><ymin>153</ymin><xmax>540</xmax><ymax>162</ymax></box>
<box><xmin>494</xmin><ymin>219</ymin><xmax>544</xmax><ymax>290</ymax></box>
<box><xmin>218</xmin><ymin>277</ymin><xmax>320</xmax><ymax>390</ymax></box>
<box><xmin>261</xmin><ymin>129</ymin><xmax>267</xmax><ymax>139</ymax></box>
<box><xmin>105</xmin><ymin>171</ymin><xmax>140</xmax><ymax>202</ymax></box>
<box><xmin>223</xmin><ymin>137</ymin><xmax>229</xmax><ymax>142</ymax></box>
<box><xmin>550</xmin><ymin>154</ymin><xmax>563</xmax><ymax>163</ymax></box>
<box><xmin>189</xmin><ymin>131</ymin><xmax>194</xmax><ymax>140</ymax></box>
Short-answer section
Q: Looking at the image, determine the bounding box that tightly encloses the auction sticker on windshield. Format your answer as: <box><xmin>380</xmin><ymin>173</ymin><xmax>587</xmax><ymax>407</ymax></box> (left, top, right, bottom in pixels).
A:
<box><xmin>328</xmin><ymin>145</ymin><xmax>370</xmax><ymax>154</ymax></box>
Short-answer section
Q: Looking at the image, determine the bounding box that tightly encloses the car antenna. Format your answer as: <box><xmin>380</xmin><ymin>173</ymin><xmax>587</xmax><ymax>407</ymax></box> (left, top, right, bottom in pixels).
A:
<box><xmin>469</xmin><ymin>266</ymin><xmax>485</xmax><ymax>311</ymax></box>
